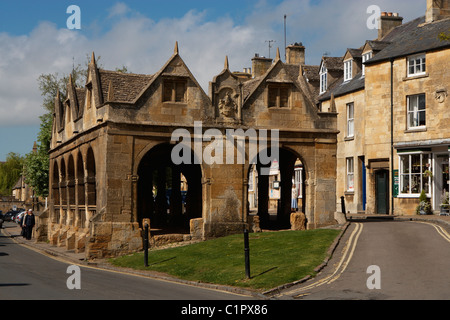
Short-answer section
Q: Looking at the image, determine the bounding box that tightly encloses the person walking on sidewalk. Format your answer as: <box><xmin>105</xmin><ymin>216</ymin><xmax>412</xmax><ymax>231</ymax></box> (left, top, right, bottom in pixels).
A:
<box><xmin>24</xmin><ymin>209</ymin><xmax>35</xmax><ymax>240</ymax></box>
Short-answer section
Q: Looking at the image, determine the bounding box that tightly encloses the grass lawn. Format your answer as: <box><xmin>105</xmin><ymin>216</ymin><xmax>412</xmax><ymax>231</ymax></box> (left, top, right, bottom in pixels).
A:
<box><xmin>109</xmin><ymin>228</ymin><xmax>341</xmax><ymax>291</ymax></box>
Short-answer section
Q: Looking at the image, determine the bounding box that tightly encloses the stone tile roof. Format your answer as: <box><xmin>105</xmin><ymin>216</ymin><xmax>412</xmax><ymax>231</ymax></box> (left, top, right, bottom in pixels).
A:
<box><xmin>98</xmin><ymin>69</ymin><xmax>154</xmax><ymax>103</ymax></box>
<box><xmin>322</xmin><ymin>56</ymin><xmax>343</xmax><ymax>71</ymax></box>
<box><xmin>318</xmin><ymin>71</ymin><xmax>365</xmax><ymax>101</ymax></box>
<box><xmin>302</xmin><ymin>65</ymin><xmax>320</xmax><ymax>82</ymax></box>
<box><xmin>347</xmin><ymin>48</ymin><xmax>363</xmax><ymax>59</ymax></box>
<box><xmin>367</xmin><ymin>16</ymin><xmax>450</xmax><ymax>64</ymax></box>
<box><xmin>365</xmin><ymin>40</ymin><xmax>392</xmax><ymax>53</ymax></box>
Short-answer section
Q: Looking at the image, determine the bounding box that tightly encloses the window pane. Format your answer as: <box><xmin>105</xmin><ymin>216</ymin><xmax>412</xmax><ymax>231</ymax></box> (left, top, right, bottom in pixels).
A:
<box><xmin>418</xmin><ymin>94</ymin><xmax>426</xmax><ymax>109</ymax></box>
<box><xmin>348</xmin><ymin>119</ymin><xmax>354</xmax><ymax>136</ymax></box>
<box><xmin>411</xmin><ymin>174</ymin><xmax>421</xmax><ymax>193</ymax></box>
<box><xmin>401</xmin><ymin>155</ymin><xmax>410</xmax><ymax>173</ymax></box>
<box><xmin>408</xmin><ymin>96</ymin><xmax>417</xmax><ymax>112</ymax></box>
<box><xmin>418</xmin><ymin>110</ymin><xmax>426</xmax><ymax>126</ymax></box>
<box><xmin>411</xmin><ymin>154</ymin><xmax>421</xmax><ymax>173</ymax></box>
<box><xmin>401</xmin><ymin>174</ymin><xmax>410</xmax><ymax>193</ymax></box>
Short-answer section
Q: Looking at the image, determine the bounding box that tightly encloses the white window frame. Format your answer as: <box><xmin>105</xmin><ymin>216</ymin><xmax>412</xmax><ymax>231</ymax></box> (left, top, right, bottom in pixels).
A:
<box><xmin>407</xmin><ymin>53</ymin><xmax>426</xmax><ymax>77</ymax></box>
<box><xmin>347</xmin><ymin>102</ymin><xmax>354</xmax><ymax>138</ymax></box>
<box><xmin>362</xmin><ymin>52</ymin><xmax>372</xmax><ymax>76</ymax></box>
<box><xmin>320</xmin><ymin>64</ymin><xmax>327</xmax><ymax>94</ymax></box>
<box><xmin>346</xmin><ymin>157</ymin><xmax>354</xmax><ymax>192</ymax></box>
<box><xmin>399</xmin><ymin>152</ymin><xmax>432</xmax><ymax>197</ymax></box>
<box><xmin>344</xmin><ymin>59</ymin><xmax>353</xmax><ymax>81</ymax></box>
<box><xmin>407</xmin><ymin>94</ymin><xmax>426</xmax><ymax>130</ymax></box>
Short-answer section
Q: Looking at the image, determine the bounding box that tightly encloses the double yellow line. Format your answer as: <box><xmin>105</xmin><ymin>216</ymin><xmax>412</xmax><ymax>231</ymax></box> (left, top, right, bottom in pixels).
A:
<box><xmin>281</xmin><ymin>223</ymin><xmax>364</xmax><ymax>298</ymax></box>
<box><xmin>415</xmin><ymin>221</ymin><xmax>450</xmax><ymax>243</ymax></box>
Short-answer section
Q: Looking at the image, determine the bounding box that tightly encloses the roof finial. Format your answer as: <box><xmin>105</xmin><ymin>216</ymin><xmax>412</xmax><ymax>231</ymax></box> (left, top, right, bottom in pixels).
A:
<box><xmin>224</xmin><ymin>55</ymin><xmax>229</xmax><ymax>70</ymax></box>
<box><xmin>90</xmin><ymin>52</ymin><xmax>96</xmax><ymax>65</ymax></box>
<box><xmin>174</xmin><ymin>41</ymin><xmax>179</xmax><ymax>55</ymax></box>
<box><xmin>276</xmin><ymin>47</ymin><xmax>281</xmax><ymax>62</ymax></box>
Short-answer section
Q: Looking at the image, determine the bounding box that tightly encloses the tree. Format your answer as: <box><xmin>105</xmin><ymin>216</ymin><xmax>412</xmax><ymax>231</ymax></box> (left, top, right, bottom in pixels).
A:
<box><xmin>22</xmin><ymin>59</ymin><xmax>93</xmax><ymax>198</ymax></box>
<box><xmin>0</xmin><ymin>152</ymin><xmax>24</xmax><ymax>196</ymax></box>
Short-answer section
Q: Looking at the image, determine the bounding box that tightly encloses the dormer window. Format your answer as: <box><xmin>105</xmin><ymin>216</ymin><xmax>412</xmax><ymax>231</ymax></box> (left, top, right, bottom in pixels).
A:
<box><xmin>362</xmin><ymin>52</ymin><xmax>372</xmax><ymax>76</ymax></box>
<box><xmin>407</xmin><ymin>53</ymin><xmax>426</xmax><ymax>77</ymax></box>
<box><xmin>320</xmin><ymin>64</ymin><xmax>327</xmax><ymax>94</ymax></box>
<box><xmin>344</xmin><ymin>59</ymin><xmax>353</xmax><ymax>81</ymax></box>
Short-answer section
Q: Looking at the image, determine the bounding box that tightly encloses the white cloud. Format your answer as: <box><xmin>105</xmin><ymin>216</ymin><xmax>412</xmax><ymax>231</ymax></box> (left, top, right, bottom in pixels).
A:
<box><xmin>0</xmin><ymin>0</ymin><xmax>426</xmax><ymax>127</ymax></box>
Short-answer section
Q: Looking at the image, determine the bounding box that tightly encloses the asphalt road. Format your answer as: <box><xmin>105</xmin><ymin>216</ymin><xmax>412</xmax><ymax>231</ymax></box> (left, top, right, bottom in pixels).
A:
<box><xmin>279</xmin><ymin>220</ymin><xmax>450</xmax><ymax>300</ymax></box>
<box><xmin>0</xmin><ymin>227</ymin><xmax>252</xmax><ymax>301</ymax></box>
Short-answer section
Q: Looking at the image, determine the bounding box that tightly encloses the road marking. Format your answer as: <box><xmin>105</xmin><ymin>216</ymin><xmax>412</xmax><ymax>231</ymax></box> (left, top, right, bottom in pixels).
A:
<box><xmin>280</xmin><ymin>222</ymin><xmax>364</xmax><ymax>298</ymax></box>
<box><xmin>414</xmin><ymin>221</ymin><xmax>450</xmax><ymax>243</ymax></box>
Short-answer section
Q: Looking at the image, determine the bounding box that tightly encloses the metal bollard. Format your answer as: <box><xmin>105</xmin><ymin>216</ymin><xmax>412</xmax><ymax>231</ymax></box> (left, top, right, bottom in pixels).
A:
<box><xmin>244</xmin><ymin>229</ymin><xmax>251</xmax><ymax>279</ymax></box>
<box><xmin>341</xmin><ymin>196</ymin><xmax>346</xmax><ymax>215</ymax></box>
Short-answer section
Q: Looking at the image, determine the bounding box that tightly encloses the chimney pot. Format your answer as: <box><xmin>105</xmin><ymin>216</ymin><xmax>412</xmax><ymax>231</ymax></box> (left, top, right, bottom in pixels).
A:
<box><xmin>378</xmin><ymin>12</ymin><xmax>403</xmax><ymax>40</ymax></box>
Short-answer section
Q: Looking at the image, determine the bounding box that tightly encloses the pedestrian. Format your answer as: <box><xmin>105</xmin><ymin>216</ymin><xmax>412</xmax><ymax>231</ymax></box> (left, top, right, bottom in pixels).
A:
<box><xmin>21</xmin><ymin>210</ymin><xmax>27</xmax><ymax>238</ymax></box>
<box><xmin>24</xmin><ymin>209</ymin><xmax>35</xmax><ymax>240</ymax></box>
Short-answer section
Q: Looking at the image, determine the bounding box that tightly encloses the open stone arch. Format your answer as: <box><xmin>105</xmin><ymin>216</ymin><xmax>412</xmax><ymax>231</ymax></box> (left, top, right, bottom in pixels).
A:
<box><xmin>135</xmin><ymin>142</ymin><xmax>203</xmax><ymax>237</ymax></box>
<box><xmin>246</xmin><ymin>146</ymin><xmax>308</xmax><ymax>230</ymax></box>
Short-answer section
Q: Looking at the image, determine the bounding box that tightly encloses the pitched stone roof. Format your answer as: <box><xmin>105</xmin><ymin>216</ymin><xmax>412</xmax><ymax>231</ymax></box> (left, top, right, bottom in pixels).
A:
<box><xmin>347</xmin><ymin>48</ymin><xmax>363</xmax><ymax>59</ymax></box>
<box><xmin>318</xmin><ymin>71</ymin><xmax>365</xmax><ymax>101</ymax></box>
<box><xmin>365</xmin><ymin>40</ymin><xmax>392</xmax><ymax>53</ymax></box>
<box><xmin>322</xmin><ymin>56</ymin><xmax>344</xmax><ymax>71</ymax></box>
<box><xmin>98</xmin><ymin>69</ymin><xmax>154</xmax><ymax>103</ymax></box>
<box><xmin>302</xmin><ymin>65</ymin><xmax>320</xmax><ymax>82</ymax></box>
<box><xmin>367</xmin><ymin>16</ymin><xmax>450</xmax><ymax>65</ymax></box>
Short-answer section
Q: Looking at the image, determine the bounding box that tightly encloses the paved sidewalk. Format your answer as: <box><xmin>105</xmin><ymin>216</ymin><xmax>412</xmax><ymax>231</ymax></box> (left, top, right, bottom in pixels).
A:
<box><xmin>1</xmin><ymin>222</ymin><xmax>87</xmax><ymax>265</ymax></box>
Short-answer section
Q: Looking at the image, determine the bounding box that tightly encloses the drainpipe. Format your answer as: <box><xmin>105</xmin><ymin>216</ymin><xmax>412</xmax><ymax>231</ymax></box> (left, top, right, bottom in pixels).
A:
<box><xmin>390</xmin><ymin>58</ymin><xmax>395</xmax><ymax>216</ymax></box>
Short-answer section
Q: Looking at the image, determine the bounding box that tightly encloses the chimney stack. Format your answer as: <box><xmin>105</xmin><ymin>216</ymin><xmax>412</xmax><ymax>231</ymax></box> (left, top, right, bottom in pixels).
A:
<box><xmin>286</xmin><ymin>42</ymin><xmax>306</xmax><ymax>65</ymax></box>
<box><xmin>426</xmin><ymin>0</ymin><xmax>450</xmax><ymax>23</ymax></box>
<box><xmin>252</xmin><ymin>54</ymin><xmax>272</xmax><ymax>78</ymax></box>
<box><xmin>378</xmin><ymin>12</ymin><xmax>403</xmax><ymax>40</ymax></box>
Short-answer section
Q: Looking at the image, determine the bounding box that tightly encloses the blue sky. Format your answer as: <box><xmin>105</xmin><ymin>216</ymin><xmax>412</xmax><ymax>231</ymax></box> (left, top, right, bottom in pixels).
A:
<box><xmin>0</xmin><ymin>0</ymin><xmax>426</xmax><ymax>161</ymax></box>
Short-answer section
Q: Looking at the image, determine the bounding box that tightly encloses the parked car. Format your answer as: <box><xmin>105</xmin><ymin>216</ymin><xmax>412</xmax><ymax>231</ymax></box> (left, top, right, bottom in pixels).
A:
<box><xmin>3</xmin><ymin>209</ymin><xmax>24</xmax><ymax>222</ymax></box>
<box><xmin>15</xmin><ymin>211</ymin><xmax>26</xmax><ymax>225</ymax></box>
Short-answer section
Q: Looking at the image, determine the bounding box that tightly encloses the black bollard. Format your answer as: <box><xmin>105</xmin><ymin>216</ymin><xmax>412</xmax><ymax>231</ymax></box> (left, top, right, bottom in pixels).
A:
<box><xmin>244</xmin><ymin>229</ymin><xmax>250</xmax><ymax>279</ymax></box>
<box><xmin>341</xmin><ymin>196</ymin><xmax>346</xmax><ymax>216</ymax></box>
<box><xmin>144</xmin><ymin>223</ymin><xmax>149</xmax><ymax>267</ymax></box>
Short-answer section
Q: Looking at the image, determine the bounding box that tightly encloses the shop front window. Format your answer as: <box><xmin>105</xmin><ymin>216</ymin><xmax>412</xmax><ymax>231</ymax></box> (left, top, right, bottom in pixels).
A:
<box><xmin>399</xmin><ymin>153</ymin><xmax>431</xmax><ymax>196</ymax></box>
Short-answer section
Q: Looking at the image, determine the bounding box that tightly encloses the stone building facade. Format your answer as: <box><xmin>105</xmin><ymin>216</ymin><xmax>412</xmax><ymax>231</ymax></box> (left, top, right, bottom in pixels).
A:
<box><xmin>47</xmin><ymin>43</ymin><xmax>338</xmax><ymax>259</ymax></box>
<box><xmin>319</xmin><ymin>0</ymin><xmax>450</xmax><ymax>216</ymax></box>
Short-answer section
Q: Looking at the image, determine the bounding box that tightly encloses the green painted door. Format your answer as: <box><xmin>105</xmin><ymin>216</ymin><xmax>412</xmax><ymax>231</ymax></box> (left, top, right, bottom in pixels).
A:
<box><xmin>376</xmin><ymin>170</ymin><xmax>389</xmax><ymax>214</ymax></box>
